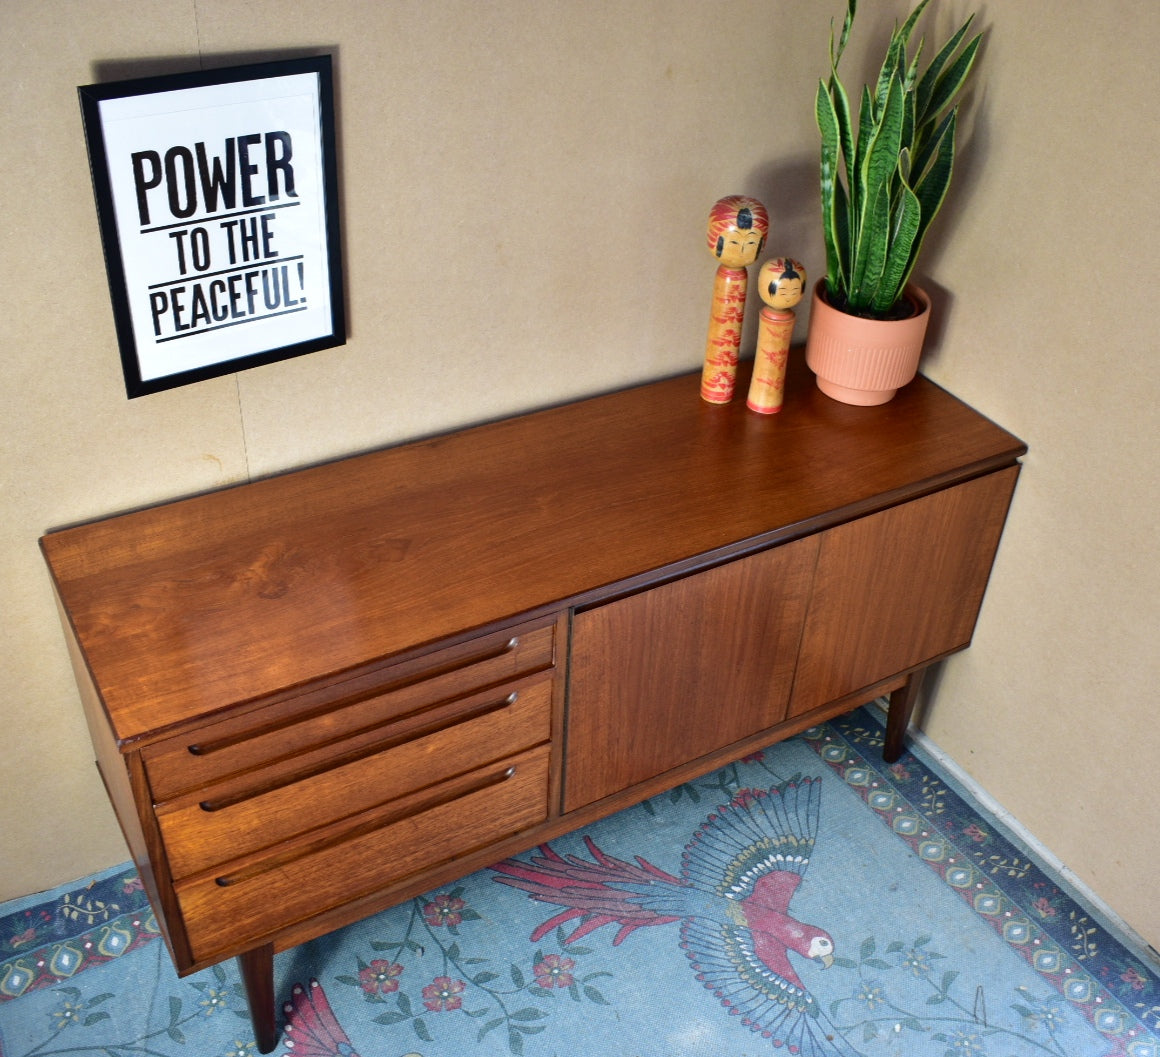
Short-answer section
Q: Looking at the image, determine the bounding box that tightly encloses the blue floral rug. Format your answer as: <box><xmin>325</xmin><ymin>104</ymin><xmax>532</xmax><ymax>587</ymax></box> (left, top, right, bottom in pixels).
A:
<box><xmin>2</xmin><ymin>706</ymin><xmax>1157</xmax><ymax>1057</ymax></box>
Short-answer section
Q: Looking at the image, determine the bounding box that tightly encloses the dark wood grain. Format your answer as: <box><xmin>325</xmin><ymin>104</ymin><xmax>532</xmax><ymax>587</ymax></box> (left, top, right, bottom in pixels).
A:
<box><xmin>788</xmin><ymin>466</ymin><xmax>1020</xmax><ymax>716</ymax></box>
<box><xmin>43</xmin><ymin>359</ymin><xmax>1026</xmax><ymax>1043</ymax></box>
<box><xmin>156</xmin><ymin>674</ymin><xmax>552</xmax><ymax>879</ymax></box>
<box><xmin>565</xmin><ymin>535</ymin><xmax>819</xmax><ymax>811</ymax></box>
<box><xmin>41</xmin><ymin>354</ymin><xmax>1025</xmax><ymax>747</ymax></box>
<box><xmin>175</xmin><ymin>744</ymin><xmax>550</xmax><ymax>963</ymax></box>
<box><xmin>237</xmin><ymin>944</ymin><xmax>277</xmax><ymax>1054</ymax></box>
<box><xmin>885</xmin><ymin>669</ymin><xmax>927</xmax><ymax>763</ymax></box>
<box><xmin>140</xmin><ymin>619</ymin><xmax>556</xmax><ymax>799</ymax></box>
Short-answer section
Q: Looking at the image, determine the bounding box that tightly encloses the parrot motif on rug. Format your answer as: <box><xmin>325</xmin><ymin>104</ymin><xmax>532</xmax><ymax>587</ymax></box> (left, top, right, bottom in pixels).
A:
<box><xmin>281</xmin><ymin>978</ymin><xmax>361</xmax><ymax>1056</ymax></box>
<box><xmin>491</xmin><ymin>777</ymin><xmax>863</xmax><ymax>1056</ymax></box>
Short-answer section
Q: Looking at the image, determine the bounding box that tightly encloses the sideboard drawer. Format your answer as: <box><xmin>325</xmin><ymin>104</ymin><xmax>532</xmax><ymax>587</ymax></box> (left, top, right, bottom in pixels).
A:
<box><xmin>143</xmin><ymin>620</ymin><xmax>556</xmax><ymax>800</ymax></box>
<box><xmin>174</xmin><ymin>743</ymin><xmax>551</xmax><ymax>963</ymax></box>
<box><xmin>157</xmin><ymin>674</ymin><xmax>553</xmax><ymax>879</ymax></box>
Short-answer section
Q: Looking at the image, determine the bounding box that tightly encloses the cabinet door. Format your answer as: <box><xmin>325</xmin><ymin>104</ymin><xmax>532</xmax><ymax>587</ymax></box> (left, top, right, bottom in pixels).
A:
<box><xmin>788</xmin><ymin>466</ymin><xmax>1020</xmax><ymax>718</ymax></box>
<box><xmin>564</xmin><ymin>535</ymin><xmax>818</xmax><ymax>812</ymax></box>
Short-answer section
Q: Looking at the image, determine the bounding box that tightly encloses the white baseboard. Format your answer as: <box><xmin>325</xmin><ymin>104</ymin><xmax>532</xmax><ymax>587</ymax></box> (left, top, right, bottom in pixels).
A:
<box><xmin>881</xmin><ymin>702</ymin><xmax>1160</xmax><ymax>972</ymax></box>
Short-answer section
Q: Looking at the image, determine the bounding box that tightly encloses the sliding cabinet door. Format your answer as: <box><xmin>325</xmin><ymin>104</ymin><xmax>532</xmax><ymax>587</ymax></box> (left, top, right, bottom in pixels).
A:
<box><xmin>788</xmin><ymin>466</ymin><xmax>1020</xmax><ymax>718</ymax></box>
<box><xmin>564</xmin><ymin>536</ymin><xmax>818</xmax><ymax>812</ymax></box>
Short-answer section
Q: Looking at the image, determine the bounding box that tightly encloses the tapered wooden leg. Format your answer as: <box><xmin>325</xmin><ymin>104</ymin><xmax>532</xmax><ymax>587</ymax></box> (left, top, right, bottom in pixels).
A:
<box><xmin>883</xmin><ymin>668</ymin><xmax>926</xmax><ymax>763</ymax></box>
<box><xmin>238</xmin><ymin>944</ymin><xmax>278</xmax><ymax>1054</ymax></box>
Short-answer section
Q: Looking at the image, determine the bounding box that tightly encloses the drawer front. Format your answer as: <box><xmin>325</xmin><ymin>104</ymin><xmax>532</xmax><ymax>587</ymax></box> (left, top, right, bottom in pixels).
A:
<box><xmin>158</xmin><ymin>673</ymin><xmax>553</xmax><ymax>878</ymax></box>
<box><xmin>144</xmin><ymin>620</ymin><xmax>555</xmax><ymax>801</ymax></box>
<box><xmin>174</xmin><ymin>743</ymin><xmax>550</xmax><ymax>963</ymax></box>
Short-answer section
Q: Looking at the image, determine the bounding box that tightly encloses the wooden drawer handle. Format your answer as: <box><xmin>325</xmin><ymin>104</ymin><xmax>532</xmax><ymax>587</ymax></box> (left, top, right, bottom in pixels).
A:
<box><xmin>197</xmin><ymin>692</ymin><xmax>519</xmax><ymax>813</ymax></box>
<box><xmin>213</xmin><ymin>764</ymin><xmax>518</xmax><ymax>888</ymax></box>
<box><xmin>187</xmin><ymin>637</ymin><xmax>521</xmax><ymax>757</ymax></box>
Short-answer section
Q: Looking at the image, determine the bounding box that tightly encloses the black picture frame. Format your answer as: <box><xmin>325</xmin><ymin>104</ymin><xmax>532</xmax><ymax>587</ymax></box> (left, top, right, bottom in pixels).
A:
<box><xmin>79</xmin><ymin>56</ymin><xmax>345</xmax><ymax>398</ymax></box>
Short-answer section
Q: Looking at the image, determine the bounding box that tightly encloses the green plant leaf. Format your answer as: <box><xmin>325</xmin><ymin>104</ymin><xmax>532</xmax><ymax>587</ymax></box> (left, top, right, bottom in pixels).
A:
<box><xmin>852</xmin><ymin>180</ymin><xmax>892</xmax><ymax>309</ymax></box>
<box><xmin>873</xmin><ymin>176</ymin><xmax>920</xmax><ymax>312</ymax></box>
<box><xmin>833</xmin><ymin>0</ymin><xmax>856</xmax><ymax>66</ymax></box>
<box><xmin>828</xmin><ymin>58</ymin><xmax>855</xmax><ymax>194</ymax></box>
<box><xmin>900</xmin><ymin>77</ymin><xmax>918</xmax><ymax>160</ymax></box>
<box><xmin>832</xmin><ymin>177</ymin><xmax>851</xmax><ymax>294</ymax></box>
<box><xmin>860</xmin><ymin>73</ymin><xmax>905</xmax><ymax>202</ymax></box>
<box><xmin>904</xmin><ymin>38</ymin><xmax>924</xmax><ymax>95</ymax></box>
<box><xmin>874</xmin><ymin>33</ymin><xmax>903</xmax><ymax>115</ymax></box>
<box><xmin>816</xmin><ymin>79</ymin><xmax>847</xmax><ymax>292</ymax></box>
<box><xmin>924</xmin><ymin>32</ymin><xmax>981</xmax><ymax>128</ymax></box>
<box><xmin>916</xmin><ymin>17</ymin><xmax>980</xmax><ymax>124</ymax></box>
<box><xmin>896</xmin><ymin>0</ymin><xmax>932</xmax><ymax>49</ymax></box>
<box><xmin>850</xmin><ymin>73</ymin><xmax>905</xmax><ymax>305</ymax></box>
<box><xmin>873</xmin><ymin>0</ymin><xmax>927</xmax><ymax>118</ymax></box>
<box><xmin>900</xmin><ymin>109</ymin><xmax>957</xmax><ymax>290</ymax></box>
<box><xmin>911</xmin><ymin>108</ymin><xmax>954</xmax><ymax>187</ymax></box>
<box><xmin>815</xmin><ymin>0</ymin><xmax>980</xmax><ymax>317</ymax></box>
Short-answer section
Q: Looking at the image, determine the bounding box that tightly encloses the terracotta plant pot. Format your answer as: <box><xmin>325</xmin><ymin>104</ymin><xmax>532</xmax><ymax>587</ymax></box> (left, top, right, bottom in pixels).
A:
<box><xmin>804</xmin><ymin>280</ymin><xmax>931</xmax><ymax>405</ymax></box>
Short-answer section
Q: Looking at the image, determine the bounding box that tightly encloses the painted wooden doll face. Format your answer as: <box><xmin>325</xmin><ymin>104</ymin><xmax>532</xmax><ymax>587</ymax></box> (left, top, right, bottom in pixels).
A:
<box><xmin>706</xmin><ymin>196</ymin><xmax>769</xmax><ymax>268</ymax></box>
<box><xmin>716</xmin><ymin>226</ymin><xmax>766</xmax><ymax>268</ymax></box>
<box><xmin>759</xmin><ymin>258</ymin><xmax>807</xmax><ymax>310</ymax></box>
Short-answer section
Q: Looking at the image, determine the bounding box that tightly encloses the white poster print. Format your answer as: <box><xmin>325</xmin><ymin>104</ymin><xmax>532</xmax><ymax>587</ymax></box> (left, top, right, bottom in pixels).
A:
<box><xmin>98</xmin><ymin>74</ymin><xmax>333</xmax><ymax>383</ymax></box>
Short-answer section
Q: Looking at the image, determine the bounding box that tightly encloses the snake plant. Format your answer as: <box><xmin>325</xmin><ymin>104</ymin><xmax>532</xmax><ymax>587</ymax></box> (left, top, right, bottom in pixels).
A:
<box><xmin>816</xmin><ymin>0</ymin><xmax>982</xmax><ymax>318</ymax></box>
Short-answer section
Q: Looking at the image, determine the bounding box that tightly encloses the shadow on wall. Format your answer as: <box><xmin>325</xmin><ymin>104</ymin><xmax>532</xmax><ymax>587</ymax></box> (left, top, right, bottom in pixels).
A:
<box><xmin>745</xmin><ymin>155</ymin><xmax>820</xmax><ymax>342</ymax></box>
<box><xmin>747</xmin><ymin>155</ymin><xmax>819</xmax><ymax>274</ymax></box>
<box><xmin>89</xmin><ymin>48</ymin><xmax>337</xmax><ymax>85</ymax></box>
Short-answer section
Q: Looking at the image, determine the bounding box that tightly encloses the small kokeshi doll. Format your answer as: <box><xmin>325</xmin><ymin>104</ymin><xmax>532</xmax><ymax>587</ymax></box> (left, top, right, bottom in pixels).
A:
<box><xmin>746</xmin><ymin>257</ymin><xmax>806</xmax><ymax>414</ymax></box>
<box><xmin>700</xmin><ymin>195</ymin><xmax>769</xmax><ymax>404</ymax></box>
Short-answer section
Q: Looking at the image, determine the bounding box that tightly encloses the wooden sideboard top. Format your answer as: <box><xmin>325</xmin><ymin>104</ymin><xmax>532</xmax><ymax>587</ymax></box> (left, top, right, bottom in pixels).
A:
<box><xmin>42</xmin><ymin>354</ymin><xmax>1026</xmax><ymax>747</ymax></box>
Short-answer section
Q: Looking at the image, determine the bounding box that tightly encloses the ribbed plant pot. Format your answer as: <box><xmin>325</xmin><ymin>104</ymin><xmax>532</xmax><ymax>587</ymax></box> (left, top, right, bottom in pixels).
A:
<box><xmin>804</xmin><ymin>280</ymin><xmax>931</xmax><ymax>405</ymax></box>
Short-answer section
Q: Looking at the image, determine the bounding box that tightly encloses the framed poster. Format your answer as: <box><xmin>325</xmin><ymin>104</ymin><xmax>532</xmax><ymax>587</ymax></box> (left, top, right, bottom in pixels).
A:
<box><xmin>79</xmin><ymin>56</ymin><xmax>345</xmax><ymax>398</ymax></box>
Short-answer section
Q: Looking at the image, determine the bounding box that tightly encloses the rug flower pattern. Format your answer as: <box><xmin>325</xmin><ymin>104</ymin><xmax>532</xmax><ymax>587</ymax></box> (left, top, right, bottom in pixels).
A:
<box><xmin>1</xmin><ymin>707</ymin><xmax>1157</xmax><ymax>1057</ymax></box>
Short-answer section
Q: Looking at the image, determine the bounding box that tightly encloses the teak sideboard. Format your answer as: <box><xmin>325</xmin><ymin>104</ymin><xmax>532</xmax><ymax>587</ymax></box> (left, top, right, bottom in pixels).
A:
<box><xmin>41</xmin><ymin>355</ymin><xmax>1026</xmax><ymax>1052</ymax></box>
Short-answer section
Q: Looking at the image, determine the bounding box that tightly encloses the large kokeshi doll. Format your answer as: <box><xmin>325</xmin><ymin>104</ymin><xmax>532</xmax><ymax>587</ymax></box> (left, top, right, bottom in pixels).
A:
<box><xmin>700</xmin><ymin>195</ymin><xmax>769</xmax><ymax>404</ymax></box>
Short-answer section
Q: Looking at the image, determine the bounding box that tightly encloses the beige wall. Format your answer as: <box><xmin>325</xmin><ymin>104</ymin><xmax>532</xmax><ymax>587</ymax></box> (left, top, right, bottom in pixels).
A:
<box><xmin>911</xmin><ymin>0</ymin><xmax>1160</xmax><ymax>954</ymax></box>
<box><xmin>2</xmin><ymin>2</ymin><xmax>1156</xmax><ymax>953</ymax></box>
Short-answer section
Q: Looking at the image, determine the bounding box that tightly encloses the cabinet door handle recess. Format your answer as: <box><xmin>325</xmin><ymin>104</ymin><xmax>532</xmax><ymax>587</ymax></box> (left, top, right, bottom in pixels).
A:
<box><xmin>187</xmin><ymin>637</ymin><xmax>522</xmax><ymax>757</ymax></box>
<box><xmin>197</xmin><ymin>692</ymin><xmax>520</xmax><ymax>813</ymax></box>
<box><xmin>213</xmin><ymin>765</ymin><xmax>518</xmax><ymax>888</ymax></box>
